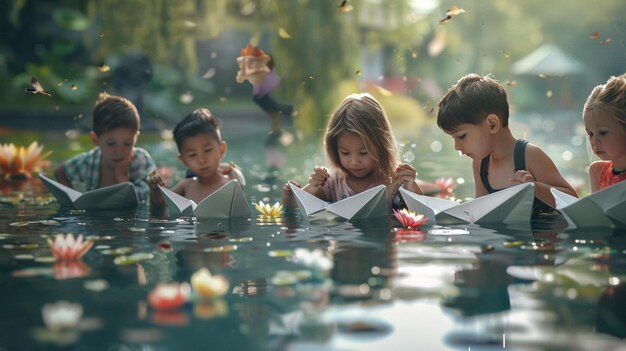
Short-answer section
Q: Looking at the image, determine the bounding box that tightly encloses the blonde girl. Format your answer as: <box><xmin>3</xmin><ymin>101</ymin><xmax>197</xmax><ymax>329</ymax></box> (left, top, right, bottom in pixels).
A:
<box><xmin>583</xmin><ymin>74</ymin><xmax>626</xmax><ymax>192</ymax></box>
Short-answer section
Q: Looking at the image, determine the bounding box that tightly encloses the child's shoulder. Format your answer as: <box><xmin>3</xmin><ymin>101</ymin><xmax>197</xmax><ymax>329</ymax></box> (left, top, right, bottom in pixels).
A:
<box><xmin>589</xmin><ymin>160</ymin><xmax>610</xmax><ymax>174</ymax></box>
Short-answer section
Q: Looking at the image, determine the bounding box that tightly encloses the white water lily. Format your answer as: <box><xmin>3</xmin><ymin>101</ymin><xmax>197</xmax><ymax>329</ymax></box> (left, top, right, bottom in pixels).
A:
<box><xmin>292</xmin><ymin>248</ymin><xmax>333</xmax><ymax>272</ymax></box>
<box><xmin>42</xmin><ymin>301</ymin><xmax>83</xmax><ymax>331</ymax></box>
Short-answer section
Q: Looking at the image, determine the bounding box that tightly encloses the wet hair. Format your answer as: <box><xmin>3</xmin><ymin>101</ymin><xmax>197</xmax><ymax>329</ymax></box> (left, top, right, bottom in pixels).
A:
<box><xmin>173</xmin><ymin>108</ymin><xmax>222</xmax><ymax>152</ymax></box>
<box><xmin>324</xmin><ymin>93</ymin><xmax>398</xmax><ymax>183</ymax></box>
<box><xmin>437</xmin><ymin>73</ymin><xmax>509</xmax><ymax>132</ymax></box>
<box><xmin>92</xmin><ymin>92</ymin><xmax>140</xmax><ymax>135</ymax></box>
<box><xmin>583</xmin><ymin>74</ymin><xmax>626</xmax><ymax>132</ymax></box>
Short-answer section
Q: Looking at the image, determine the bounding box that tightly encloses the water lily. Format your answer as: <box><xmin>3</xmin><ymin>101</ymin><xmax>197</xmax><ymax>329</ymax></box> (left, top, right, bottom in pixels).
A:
<box><xmin>292</xmin><ymin>248</ymin><xmax>334</xmax><ymax>272</ymax></box>
<box><xmin>48</xmin><ymin>234</ymin><xmax>93</xmax><ymax>261</ymax></box>
<box><xmin>190</xmin><ymin>268</ymin><xmax>229</xmax><ymax>298</ymax></box>
<box><xmin>53</xmin><ymin>260</ymin><xmax>90</xmax><ymax>280</ymax></box>
<box><xmin>434</xmin><ymin>177</ymin><xmax>456</xmax><ymax>198</ymax></box>
<box><xmin>41</xmin><ymin>301</ymin><xmax>83</xmax><ymax>331</ymax></box>
<box><xmin>0</xmin><ymin>141</ymin><xmax>51</xmax><ymax>179</ymax></box>
<box><xmin>254</xmin><ymin>201</ymin><xmax>283</xmax><ymax>218</ymax></box>
<box><xmin>393</xmin><ymin>209</ymin><xmax>428</xmax><ymax>229</ymax></box>
<box><xmin>148</xmin><ymin>282</ymin><xmax>190</xmax><ymax>310</ymax></box>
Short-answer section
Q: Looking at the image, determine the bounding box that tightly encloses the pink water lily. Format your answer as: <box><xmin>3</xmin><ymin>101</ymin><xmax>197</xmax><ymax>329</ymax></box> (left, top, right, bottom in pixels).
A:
<box><xmin>48</xmin><ymin>234</ymin><xmax>93</xmax><ymax>261</ymax></box>
<box><xmin>393</xmin><ymin>209</ymin><xmax>428</xmax><ymax>229</ymax></box>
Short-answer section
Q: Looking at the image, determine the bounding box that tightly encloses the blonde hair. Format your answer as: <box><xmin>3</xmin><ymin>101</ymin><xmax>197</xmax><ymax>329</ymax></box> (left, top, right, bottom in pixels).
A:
<box><xmin>324</xmin><ymin>93</ymin><xmax>398</xmax><ymax>183</ymax></box>
<box><xmin>583</xmin><ymin>74</ymin><xmax>626</xmax><ymax>132</ymax></box>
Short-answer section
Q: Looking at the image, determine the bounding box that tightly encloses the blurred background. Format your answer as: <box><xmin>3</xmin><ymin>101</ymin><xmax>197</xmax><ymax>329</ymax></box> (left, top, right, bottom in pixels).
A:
<box><xmin>0</xmin><ymin>0</ymin><xmax>625</xmax><ymax>197</ymax></box>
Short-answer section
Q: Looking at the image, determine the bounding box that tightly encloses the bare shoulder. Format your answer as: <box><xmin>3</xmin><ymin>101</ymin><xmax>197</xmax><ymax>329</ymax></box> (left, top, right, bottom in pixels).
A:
<box><xmin>524</xmin><ymin>142</ymin><xmax>556</xmax><ymax>166</ymax></box>
<box><xmin>171</xmin><ymin>178</ymin><xmax>194</xmax><ymax>196</ymax></box>
<box><xmin>589</xmin><ymin>160</ymin><xmax>609</xmax><ymax>177</ymax></box>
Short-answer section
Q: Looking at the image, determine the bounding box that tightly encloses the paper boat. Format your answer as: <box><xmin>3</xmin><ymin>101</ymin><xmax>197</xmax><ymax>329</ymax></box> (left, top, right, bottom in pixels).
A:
<box><xmin>551</xmin><ymin>181</ymin><xmax>626</xmax><ymax>228</ymax></box>
<box><xmin>288</xmin><ymin>183</ymin><xmax>388</xmax><ymax>221</ymax></box>
<box><xmin>400</xmin><ymin>182</ymin><xmax>535</xmax><ymax>225</ymax></box>
<box><xmin>39</xmin><ymin>173</ymin><xmax>138</xmax><ymax>210</ymax></box>
<box><xmin>159</xmin><ymin>179</ymin><xmax>251</xmax><ymax>219</ymax></box>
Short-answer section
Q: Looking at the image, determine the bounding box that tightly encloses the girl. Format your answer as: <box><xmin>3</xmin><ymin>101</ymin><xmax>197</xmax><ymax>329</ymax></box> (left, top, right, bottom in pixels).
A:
<box><xmin>283</xmin><ymin>93</ymin><xmax>423</xmax><ymax>208</ymax></box>
<box><xmin>583</xmin><ymin>74</ymin><xmax>626</xmax><ymax>192</ymax></box>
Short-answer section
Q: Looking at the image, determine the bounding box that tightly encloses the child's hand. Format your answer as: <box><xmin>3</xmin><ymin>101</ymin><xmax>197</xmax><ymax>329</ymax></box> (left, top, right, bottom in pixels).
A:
<box><xmin>282</xmin><ymin>180</ymin><xmax>301</xmax><ymax>209</ymax></box>
<box><xmin>220</xmin><ymin>162</ymin><xmax>246</xmax><ymax>186</ymax></box>
<box><xmin>511</xmin><ymin>170</ymin><xmax>535</xmax><ymax>184</ymax></box>
<box><xmin>115</xmin><ymin>153</ymin><xmax>133</xmax><ymax>183</ymax></box>
<box><xmin>147</xmin><ymin>169</ymin><xmax>165</xmax><ymax>190</ymax></box>
<box><xmin>394</xmin><ymin>163</ymin><xmax>423</xmax><ymax>194</ymax></box>
<box><xmin>308</xmin><ymin>166</ymin><xmax>329</xmax><ymax>188</ymax></box>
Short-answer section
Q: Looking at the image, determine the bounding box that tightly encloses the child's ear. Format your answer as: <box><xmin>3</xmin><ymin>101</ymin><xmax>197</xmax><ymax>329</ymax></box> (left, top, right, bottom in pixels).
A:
<box><xmin>486</xmin><ymin>114</ymin><xmax>500</xmax><ymax>133</ymax></box>
<box><xmin>220</xmin><ymin>141</ymin><xmax>227</xmax><ymax>158</ymax></box>
<box><xmin>89</xmin><ymin>131</ymin><xmax>99</xmax><ymax>145</ymax></box>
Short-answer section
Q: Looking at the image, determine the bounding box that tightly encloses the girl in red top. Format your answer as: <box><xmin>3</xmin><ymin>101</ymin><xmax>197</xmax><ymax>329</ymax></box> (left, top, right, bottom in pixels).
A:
<box><xmin>584</xmin><ymin>74</ymin><xmax>626</xmax><ymax>192</ymax></box>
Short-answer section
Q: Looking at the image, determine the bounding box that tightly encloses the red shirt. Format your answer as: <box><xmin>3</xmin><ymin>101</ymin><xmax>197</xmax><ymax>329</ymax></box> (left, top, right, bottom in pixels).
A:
<box><xmin>598</xmin><ymin>161</ymin><xmax>626</xmax><ymax>190</ymax></box>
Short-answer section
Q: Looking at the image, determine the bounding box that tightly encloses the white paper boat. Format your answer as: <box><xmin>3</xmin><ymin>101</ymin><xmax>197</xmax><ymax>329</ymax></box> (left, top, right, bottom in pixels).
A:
<box><xmin>39</xmin><ymin>173</ymin><xmax>138</xmax><ymax>210</ymax></box>
<box><xmin>551</xmin><ymin>181</ymin><xmax>626</xmax><ymax>228</ymax></box>
<box><xmin>288</xmin><ymin>183</ymin><xmax>388</xmax><ymax>221</ymax></box>
<box><xmin>400</xmin><ymin>182</ymin><xmax>535</xmax><ymax>225</ymax></box>
<box><xmin>159</xmin><ymin>179</ymin><xmax>251</xmax><ymax>219</ymax></box>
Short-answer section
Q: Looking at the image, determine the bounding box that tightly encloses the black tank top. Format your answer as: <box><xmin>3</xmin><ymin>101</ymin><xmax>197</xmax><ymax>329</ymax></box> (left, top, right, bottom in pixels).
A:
<box><xmin>479</xmin><ymin>139</ymin><xmax>553</xmax><ymax>215</ymax></box>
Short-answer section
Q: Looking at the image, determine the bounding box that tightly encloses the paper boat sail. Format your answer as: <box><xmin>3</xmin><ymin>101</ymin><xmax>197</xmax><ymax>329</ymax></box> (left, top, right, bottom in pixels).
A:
<box><xmin>39</xmin><ymin>173</ymin><xmax>138</xmax><ymax>210</ymax></box>
<box><xmin>288</xmin><ymin>183</ymin><xmax>388</xmax><ymax>221</ymax></box>
<box><xmin>400</xmin><ymin>182</ymin><xmax>535</xmax><ymax>225</ymax></box>
<box><xmin>551</xmin><ymin>181</ymin><xmax>626</xmax><ymax>228</ymax></box>
<box><xmin>159</xmin><ymin>179</ymin><xmax>251</xmax><ymax>219</ymax></box>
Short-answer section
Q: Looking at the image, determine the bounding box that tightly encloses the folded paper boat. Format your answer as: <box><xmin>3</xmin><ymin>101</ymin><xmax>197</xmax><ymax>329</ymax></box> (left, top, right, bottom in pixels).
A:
<box><xmin>288</xmin><ymin>183</ymin><xmax>388</xmax><ymax>221</ymax></box>
<box><xmin>159</xmin><ymin>179</ymin><xmax>251</xmax><ymax>219</ymax></box>
<box><xmin>550</xmin><ymin>181</ymin><xmax>626</xmax><ymax>228</ymax></box>
<box><xmin>400</xmin><ymin>182</ymin><xmax>535</xmax><ymax>225</ymax></box>
<box><xmin>39</xmin><ymin>173</ymin><xmax>138</xmax><ymax>210</ymax></box>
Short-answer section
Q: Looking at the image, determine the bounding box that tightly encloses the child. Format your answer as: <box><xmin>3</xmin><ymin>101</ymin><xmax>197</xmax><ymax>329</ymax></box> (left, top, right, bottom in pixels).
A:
<box><xmin>436</xmin><ymin>73</ymin><xmax>577</xmax><ymax>211</ymax></box>
<box><xmin>283</xmin><ymin>93</ymin><xmax>423</xmax><ymax>208</ymax></box>
<box><xmin>148</xmin><ymin>108</ymin><xmax>243</xmax><ymax>205</ymax></box>
<box><xmin>54</xmin><ymin>92</ymin><xmax>158</xmax><ymax>205</ymax></box>
<box><xmin>583</xmin><ymin>74</ymin><xmax>626</xmax><ymax>192</ymax></box>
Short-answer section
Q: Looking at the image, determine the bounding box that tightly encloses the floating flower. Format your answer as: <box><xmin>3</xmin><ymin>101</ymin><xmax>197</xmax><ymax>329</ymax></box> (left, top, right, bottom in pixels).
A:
<box><xmin>292</xmin><ymin>248</ymin><xmax>334</xmax><ymax>272</ymax></box>
<box><xmin>0</xmin><ymin>141</ymin><xmax>51</xmax><ymax>179</ymax></box>
<box><xmin>53</xmin><ymin>260</ymin><xmax>90</xmax><ymax>280</ymax></box>
<box><xmin>434</xmin><ymin>177</ymin><xmax>456</xmax><ymax>198</ymax></box>
<box><xmin>42</xmin><ymin>301</ymin><xmax>83</xmax><ymax>331</ymax></box>
<box><xmin>190</xmin><ymin>268</ymin><xmax>229</xmax><ymax>298</ymax></box>
<box><xmin>393</xmin><ymin>209</ymin><xmax>428</xmax><ymax>229</ymax></box>
<box><xmin>47</xmin><ymin>234</ymin><xmax>93</xmax><ymax>261</ymax></box>
<box><xmin>254</xmin><ymin>201</ymin><xmax>283</xmax><ymax>218</ymax></box>
<box><xmin>148</xmin><ymin>282</ymin><xmax>190</xmax><ymax>310</ymax></box>
<box><xmin>235</xmin><ymin>43</ymin><xmax>271</xmax><ymax>85</ymax></box>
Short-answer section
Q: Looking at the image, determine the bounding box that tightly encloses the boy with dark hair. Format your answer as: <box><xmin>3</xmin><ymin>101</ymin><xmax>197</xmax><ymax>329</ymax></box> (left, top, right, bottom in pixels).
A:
<box><xmin>54</xmin><ymin>92</ymin><xmax>158</xmax><ymax>205</ymax></box>
<box><xmin>437</xmin><ymin>73</ymin><xmax>576</xmax><ymax>212</ymax></box>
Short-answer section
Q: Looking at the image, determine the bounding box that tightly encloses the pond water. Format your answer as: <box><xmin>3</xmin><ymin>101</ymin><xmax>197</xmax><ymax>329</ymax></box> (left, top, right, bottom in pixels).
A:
<box><xmin>1</xmin><ymin>121</ymin><xmax>625</xmax><ymax>351</ymax></box>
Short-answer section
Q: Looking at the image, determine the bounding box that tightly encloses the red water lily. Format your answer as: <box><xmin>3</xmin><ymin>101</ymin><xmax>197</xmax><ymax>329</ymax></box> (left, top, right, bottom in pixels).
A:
<box><xmin>148</xmin><ymin>282</ymin><xmax>190</xmax><ymax>310</ymax></box>
<box><xmin>48</xmin><ymin>234</ymin><xmax>93</xmax><ymax>261</ymax></box>
<box><xmin>393</xmin><ymin>209</ymin><xmax>428</xmax><ymax>229</ymax></box>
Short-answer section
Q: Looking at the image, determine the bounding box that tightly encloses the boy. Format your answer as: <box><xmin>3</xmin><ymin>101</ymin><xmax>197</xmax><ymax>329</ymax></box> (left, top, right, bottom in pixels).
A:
<box><xmin>436</xmin><ymin>74</ymin><xmax>577</xmax><ymax>212</ymax></box>
<box><xmin>54</xmin><ymin>92</ymin><xmax>159</xmax><ymax>206</ymax></box>
<box><xmin>148</xmin><ymin>108</ymin><xmax>244</xmax><ymax>205</ymax></box>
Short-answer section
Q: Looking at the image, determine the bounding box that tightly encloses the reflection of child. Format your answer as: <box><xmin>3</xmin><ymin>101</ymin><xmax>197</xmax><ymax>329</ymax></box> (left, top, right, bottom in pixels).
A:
<box><xmin>148</xmin><ymin>108</ymin><xmax>244</xmax><ymax>205</ymax></box>
<box><xmin>54</xmin><ymin>92</ymin><xmax>158</xmax><ymax>205</ymax></box>
<box><xmin>283</xmin><ymin>93</ymin><xmax>423</xmax><ymax>208</ymax></box>
<box><xmin>583</xmin><ymin>74</ymin><xmax>626</xmax><ymax>192</ymax></box>
<box><xmin>437</xmin><ymin>74</ymin><xmax>576</xmax><ymax>211</ymax></box>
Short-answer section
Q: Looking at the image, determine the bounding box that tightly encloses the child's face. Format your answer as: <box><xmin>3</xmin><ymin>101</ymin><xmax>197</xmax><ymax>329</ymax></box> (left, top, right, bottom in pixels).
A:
<box><xmin>445</xmin><ymin>121</ymin><xmax>494</xmax><ymax>160</ymax></box>
<box><xmin>584</xmin><ymin>110</ymin><xmax>626</xmax><ymax>162</ymax></box>
<box><xmin>178</xmin><ymin>133</ymin><xmax>226</xmax><ymax>178</ymax></box>
<box><xmin>336</xmin><ymin>131</ymin><xmax>376</xmax><ymax>179</ymax></box>
<box><xmin>90</xmin><ymin>128</ymin><xmax>138</xmax><ymax>170</ymax></box>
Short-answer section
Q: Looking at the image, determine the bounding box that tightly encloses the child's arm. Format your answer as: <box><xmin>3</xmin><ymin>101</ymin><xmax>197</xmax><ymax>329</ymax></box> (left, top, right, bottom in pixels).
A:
<box><xmin>302</xmin><ymin>166</ymin><xmax>329</xmax><ymax>200</ymax></box>
<box><xmin>53</xmin><ymin>163</ymin><xmax>73</xmax><ymax>187</ymax></box>
<box><xmin>219</xmin><ymin>162</ymin><xmax>246</xmax><ymax>186</ymax></box>
<box><xmin>588</xmin><ymin>161</ymin><xmax>606</xmax><ymax>193</ymax></box>
<box><xmin>520</xmin><ymin>145</ymin><xmax>578</xmax><ymax>207</ymax></box>
<box><xmin>394</xmin><ymin>163</ymin><xmax>424</xmax><ymax>195</ymax></box>
<box><xmin>146</xmin><ymin>170</ymin><xmax>166</xmax><ymax>207</ymax></box>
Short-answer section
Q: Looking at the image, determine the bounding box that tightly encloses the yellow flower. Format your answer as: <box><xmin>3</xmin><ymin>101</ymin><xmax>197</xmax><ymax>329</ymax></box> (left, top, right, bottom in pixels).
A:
<box><xmin>254</xmin><ymin>201</ymin><xmax>283</xmax><ymax>218</ymax></box>
<box><xmin>0</xmin><ymin>141</ymin><xmax>52</xmax><ymax>179</ymax></box>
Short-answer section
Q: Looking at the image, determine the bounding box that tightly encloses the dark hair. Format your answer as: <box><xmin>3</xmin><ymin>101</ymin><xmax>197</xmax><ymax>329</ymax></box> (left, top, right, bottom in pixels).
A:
<box><xmin>324</xmin><ymin>93</ymin><xmax>397</xmax><ymax>183</ymax></box>
<box><xmin>583</xmin><ymin>74</ymin><xmax>626</xmax><ymax>132</ymax></box>
<box><xmin>437</xmin><ymin>73</ymin><xmax>509</xmax><ymax>132</ymax></box>
<box><xmin>92</xmin><ymin>92</ymin><xmax>140</xmax><ymax>135</ymax></box>
<box><xmin>173</xmin><ymin>108</ymin><xmax>222</xmax><ymax>152</ymax></box>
